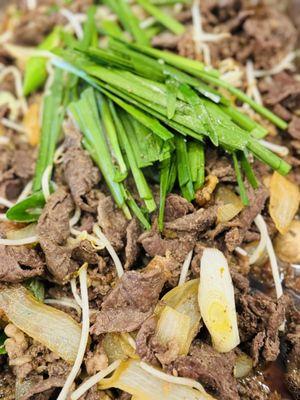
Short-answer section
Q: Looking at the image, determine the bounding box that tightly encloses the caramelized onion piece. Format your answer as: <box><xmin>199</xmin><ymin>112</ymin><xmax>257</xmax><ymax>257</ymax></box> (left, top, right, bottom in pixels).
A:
<box><xmin>0</xmin><ymin>285</ymin><xmax>81</xmax><ymax>363</ymax></box>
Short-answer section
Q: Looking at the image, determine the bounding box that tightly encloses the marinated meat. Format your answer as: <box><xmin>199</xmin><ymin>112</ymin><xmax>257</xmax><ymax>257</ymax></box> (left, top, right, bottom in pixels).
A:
<box><xmin>171</xmin><ymin>342</ymin><xmax>239</xmax><ymax>400</ymax></box>
<box><xmin>90</xmin><ymin>256</ymin><xmax>169</xmax><ymax>335</ymax></box>
<box><xmin>97</xmin><ymin>195</ymin><xmax>128</xmax><ymax>252</ymax></box>
<box><xmin>0</xmin><ymin>245</ymin><xmax>44</xmax><ymax>282</ymax></box>
<box><xmin>37</xmin><ymin>188</ymin><xmax>78</xmax><ymax>282</ymax></box>
<box><xmin>124</xmin><ymin>218</ymin><xmax>142</xmax><ymax>269</ymax></box>
<box><xmin>62</xmin><ymin>119</ymin><xmax>100</xmax><ymax>212</ymax></box>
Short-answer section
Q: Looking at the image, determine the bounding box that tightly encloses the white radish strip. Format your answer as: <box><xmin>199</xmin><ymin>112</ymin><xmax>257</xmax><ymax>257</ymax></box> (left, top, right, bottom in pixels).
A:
<box><xmin>139</xmin><ymin>362</ymin><xmax>206</xmax><ymax>393</ymax></box>
<box><xmin>41</xmin><ymin>165</ymin><xmax>52</xmax><ymax>201</ymax></box>
<box><xmin>1</xmin><ymin>118</ymin><xmax>27</xmax><ymax>134</ymax></box>
<box><xmin>178</xmin><ymin>250</ymin><xmax>193</xmax><ymax>286</ymax></box>
<box><xmin>17</xmin><ymin>180</ymin><xmax>33</xmax><ymax>202</ymax></box>
<box><xmin>57</xmin><ymin>265</ymin><xmax>90</xmax><ymax>400</ymax></box>
<box><xmin>70</xmin><ymin>360</ymin><xmax>122</xmax><ymax>400</ymax></box>
<box><xmin>0</xmin><ymin>197</ymin><xmax>14</xmax><ymax>208</ymax></box>
<box><xmin>60</xmin><ymin>9</ymin><xmax>84</xmax><ymax>40</ymax></box>
<box><xmin>254</xmin><ymin>215</ymin><xmax>283</xmax><ymax>299</ymax></box>
<box><xmin>69</xmin><ymin>207</ymin><xmax>81</xmax><ymax>228</ymax></box>
<box><xmin>0</xmin><ymin>66</ymin><xmax>27</xmax><ymax>114</ymax></box>
<box><xmin>44</xmin><ymin>298</ymin><xmax>82</xmax><ymax>316</ymax></box>
<box><xmin>71</xmin><ymin>279</ymin><xmax>82</xmax><ymax>308</ymax></box>
<box><xmin>258</xmin><ymin>140</ymin><xmax>289</xmax><ymax>157</ymax></box>
<box><xmin>93</xmin><ymin>224</ymin><xmax>124</xmax><ymax>278</ymax></box>
<box><xmin>0</xmin><ymin>236</ymin><xmax>38</xmax><ymax>246</ymax></box>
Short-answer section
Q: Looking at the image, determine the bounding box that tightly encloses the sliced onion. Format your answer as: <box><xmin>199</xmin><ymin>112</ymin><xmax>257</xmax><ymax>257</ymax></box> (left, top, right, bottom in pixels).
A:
<box><xmin>216</xmin><ymin>186</ymin><xmax>243</xmax><ymax>223</ymax></box>
<box><xmin>274</xmin><ymin>220</ymin><xmax>300</xmax><ymax>264</ymax></box>
<box><xmin>269</xmin><ymin>172</ymin><xmax>300</xmax><ymax>235</ymax></box>
<box><xmin>99</xmin><ymin>360</ymin><xmax>215</xmax><ymax>399</ymax></box>
<box><xmin>198</xmin><ymin>248</ymin><xmax>240</xmax><ymax>353</ymax></box>
<box><xmin>234</xmin><ymin>353</ymin><xmax>253</xmax><ymax>378</ymax></box>
<box><xmin>6</xmin><ymin>223</ymin><xmax>37</xmax><ymax>240</ymax></box>
<box><xmin>155</xmin><ymin>306</ymin><xmax>192</xmax><ymax>356</ymax></box>
<box><xmin>102</xmin><ymin>333</ymin><xmax>138</xmax><ymax>364</ymax></box>
<box><xmin>0</xmin><ymin>285</ymin><xmax>81</xmax><ymax>363</ymax></box>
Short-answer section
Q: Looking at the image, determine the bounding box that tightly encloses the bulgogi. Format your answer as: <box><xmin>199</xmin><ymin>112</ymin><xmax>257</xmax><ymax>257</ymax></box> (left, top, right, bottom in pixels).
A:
<box><xmin>0</xmin><ymin>1</ymin><xmax>299</xmax><ymax>399</ymax></box>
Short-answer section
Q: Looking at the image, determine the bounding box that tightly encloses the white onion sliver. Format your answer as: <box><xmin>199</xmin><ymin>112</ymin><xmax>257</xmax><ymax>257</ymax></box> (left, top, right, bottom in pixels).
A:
<box><xmin>1</xmin><ymin>118</ymin><xmax>27</xmax><ymax>134</ymax></box>
<box><xmin>178</xmin><ymin>249</ymin><xmax>193</xmax><ymax>286</ymax></box>
<box><xmin>60</xmin><ymin>9</ymin><xmax>84</xmax><ymax>40</ymax></box>
<box><xmin>41</xmin><ymin>165</ymin><xmax>52</xmax><ymax>201</ymax></box>
<box><xmin>93</xmin><ymin>224</ymin><xmax>124</xmax><ymax>278</ymax></box>
<box><xmin>57</xmin><ymin>264</ymin><xmax>90</xmax><ymax>400</ymax></box>
<box><xmin>70</xmin><ymin>360</ymin><xmax>122</xmax><ymax>400</ymax></box>
<box><xmin>69</xmin><ymin>207</ymin><xmax>81</xmax><ymax>228</ymax></box>
<box><xmin>17</xmin><ymin>180</ymin><xmax>33</xmax><ymax>202</ymax></box>
<box><xmin>246</xmin><ymin>60</ymin><xmax>262</xmax><ymax>105</ymax></box>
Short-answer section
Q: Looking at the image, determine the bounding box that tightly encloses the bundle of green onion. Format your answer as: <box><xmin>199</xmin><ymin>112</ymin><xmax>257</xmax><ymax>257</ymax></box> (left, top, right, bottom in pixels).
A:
<box><xmin>6</xmin><ymin>5</ymin><xmax>291</xmax><ymax>231</ymax></box>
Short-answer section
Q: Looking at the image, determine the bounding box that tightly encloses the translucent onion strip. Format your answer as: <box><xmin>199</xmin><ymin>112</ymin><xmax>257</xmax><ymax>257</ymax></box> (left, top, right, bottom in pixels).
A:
<box><xmin>198</xmin><ymin>248</ymin><xmax>240</xmax><ymax>353</ymax></box>
<box><xmin>57</xmin><ymin>264</ymin><xmax>90</xmax><ymax>400</ymax></box>
<box><xmin>0</xmin><ymin>285</ymin><xmax>81</xmax><ymax>362</ymax></box>
<box><xmin>60</xmin><ymin>9</ymin><xmax>85</xmax><ymax>40</ymax></box>
<box><xmin>41</xmin><ymin>165</ymin><xmax>53</xmax><ymax>201</ymax></box>
<box><xmin>259</xmin><ymin>140</ymin><xmax>289</xmax><ymax>157</ymax></box>
<box><xmin>71</xmin><ymin>278</ymin><xmax>82</xmax><ymax>308</ymax></box>
<box><xmin>70</xmin><ymin>360</ymin><xmax>122</xmax><ymax>400</ymax></box>
<box><xmin>99</xmin><ymin>359</ymin><xmax>215</xmax><ymax>399</ymax></box>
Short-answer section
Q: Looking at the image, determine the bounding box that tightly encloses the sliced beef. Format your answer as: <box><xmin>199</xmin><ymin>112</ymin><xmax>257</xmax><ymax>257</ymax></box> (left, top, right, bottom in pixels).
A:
<box><xmin>16</xmin><ymin>376</ymin><xmax>65</xmax><ymax>400</ymax></box>
<box><xmin>136</xmin><ymin>316</ymin><xmax>159</xmax><ymax>366</ymax></box>
<box><xmin>225</xmin><ymin>185</ymin><xmax>268</xmax><ymax>251</ymax></box>
<box><xmin>97</xmin><ymin>195</ymin><xmax>128</xmax><ymax>252</ymax></box>
<box><xmin>90</xmin><ymin>256</ymin><xmax>169</xmax><ymax>335</ymax></box>
<box><xmin>171</xmin><ymin>342</ymin><xmax>239</xmax><ymax>400</ymax></box>
<box><xmin>0</xmin><ymin>142</ymin><xmax>35</xmax><ymax>200</ymax></box>
<box><xmin>288</xmin><ymin>116</ymin><xmax>300</xmax><ymax>141</ymax></box>
<box><xmin>125</xmin><ymin>218</ymin><xmax>142</xmax><ymax>269</ymax></box>
<box><xmin>0</xmin><ymin>245</ymin><xmax>44</xmax><ymax>283</ymax></box>
<box><xmin>233</xmin><ymin>273</ymin><xmax>286</xmax><ymax>366</ymax></box>
<box><xmin>237</xmin><ymin>375</ymin><xmax>269</xmax><ymax>400</ymax></box>
<box><xmin>37</xmin><ymin>188</ymin><xmax>77</xmax><ymax>283</ymax></box>
<box><xmin>164</xmin><ymin>193</ymin><xmax>195</xmax><ymax>222</ymax></box>
<box><xmin>62</xmin><ymin>120</ymin><xmax>100</xmax><ymax>212</ymax></box>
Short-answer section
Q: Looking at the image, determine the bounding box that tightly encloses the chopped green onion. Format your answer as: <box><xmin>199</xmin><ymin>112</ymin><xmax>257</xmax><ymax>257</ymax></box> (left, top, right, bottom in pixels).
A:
<box><xmin>240</xmin><ymin>152</ymin><xmax>259</xmax><ymax>189</ymax></box>
<box><xmin>232</xmin><ymin>152</ymin><xmax>249</xmax><ymax>206</ymax></box>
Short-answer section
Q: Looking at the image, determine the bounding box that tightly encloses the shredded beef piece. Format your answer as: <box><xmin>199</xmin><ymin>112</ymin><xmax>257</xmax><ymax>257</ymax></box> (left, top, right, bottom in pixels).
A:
<box><xmin>136</xmin><ymin>316</ymin><xmax>160</xmax><ymax>366</ymax></box>
<box><xmin>85</xmin><ymin>342</ymin><xmax>108</xmax><ymax>376</ymax></box>
<box><xmin>206</xmin><ymin>152</ymin><xmax>236</xmax><ymax>182</ymax></box>
<box><xmin>72</xmin><ymin>239</ymin><xmax>99</xmax><ymax>265</ymax></box>
<box><xmin>62</xmin><ymin>120</ymin><xmax>100</xmax><ymax>212</ymax></box>
<box><xmin>151</xmin><ymin>32</ymin><xmax>179</xmax><ymax>49</ymax></box>
<box><xmin>0</xmin><ymin>142</ymin><xmax>35</xmax><ymax>200</ymax></box>
<box><xmin>0</xmin><ymin>369</ymin><xmax>15</xmax><ymax>400</ymax></box>
<box><xmin>171</xmin><ymin>342</ymin><xmax>239</xmax><ymax>400</ymax></box>
<box><xmin>164</xmin><ymin>193</ymin><xmax>195</xmax><ymax>222</ymax></box>
<box><xmin>12</xmin><ymin>11</ymin><xmax>61</xmax><ymax>46</ymax></box>
<box><xmin>233</xmin><ymin>273</ymin><xmax>287</xmax><ymax>366</ymax></box>
<box><xmin>225</xmin><ymin>185</ymin><xmax>268</xmax><ymax>251</ymax></box>
<box><xmin>97</xmin><ymin>195</ymin><xmax>128</xmax><ymax>252</ymax></box>
<box><xmin>37</xmin><ymin>188</ymin><xmax>78</xmax><ymax>283</ymax></box>
<box><xmin>90</xmin><ymin>256</ymin><xmax>169</xmax><ymax>335</ymax></box>
<box><xmin>125</xmin><ymin>218</ymin><xmax>142</xmax><ymax>269</ymax></box>
<box><xmin>0</xmin><ymin>245</ymin><xmax>44</xmax><ymax>283</ymax></box>
<box><xmin>285</xmin><ymin>303</ymin><xmax>300</xmax><ymax>400</ymax></box>
<box><xmin>15</xmin><ymin>376</ymin><xmax>65</xmax><ymax>400</ymax></box>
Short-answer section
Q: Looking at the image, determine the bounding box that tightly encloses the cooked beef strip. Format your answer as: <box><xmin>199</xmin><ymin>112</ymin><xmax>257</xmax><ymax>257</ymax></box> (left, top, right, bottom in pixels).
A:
<box><xmin>237</xmin><ymin>375</ymin><xmax>269</xmax><ymax>400</ymax></box>
<box><xmin>224</xmin><ymin>185</ymin><xmax>269</xmax><ymax>251</ymax></box>
<box><xmin>163</xmin><ymin>193</ymin><xmax>195</xmax><ymax>222</ymax></box>
<box><xmin>232</xmin><ymin>273</ymin><xmax>287</xmax><ymax>366</ymax></box>
<box><xmin>136</xmin><ymin>316</ymin><xmax>160</xmax><ymax>366</ymax></box>
<box><xmin>97</xmin><ymin>195</ymin><xmax>129</xmax><ymax>252</ymax></box>
<box><xmin>62</xmin><ymin>119</ymin><xmax>100</xmax><ymax>212</ymax></box>
<box><xmin>0</xmin><ymin>245</ymin><xmax>44</xmax><ymax>283</ymax></box>
<box><xmin>90</xmin><ymin>256</ymin><xmax>170</xmax><ymax>335</ymax></box>
<box><xmin>171</xmin><ymin>342</ymin><xmax>239</xmax><ymax>400</ymax></box>
<box><xmin>124</xmin><ymin>218</ymin><xmax>142</xmax><ymax>269</ymax></box>
<box><xmin>37</xmin><ymin>187</ymin><xmax>78</xmax><ymax>283</ymax></box>
<box><xmin>0</xmin><ymin>141</ymin><xmax>35</xmax><ymax>200</ymax></box>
